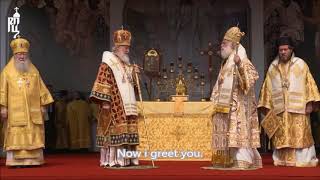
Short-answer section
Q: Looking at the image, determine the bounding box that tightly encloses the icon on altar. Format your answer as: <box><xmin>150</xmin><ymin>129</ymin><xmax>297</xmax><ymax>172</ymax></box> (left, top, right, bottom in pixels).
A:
<box><xmin>170</xmin><ymin>74</ymin><xmax>189</xmax><ymax>102</ymax></box>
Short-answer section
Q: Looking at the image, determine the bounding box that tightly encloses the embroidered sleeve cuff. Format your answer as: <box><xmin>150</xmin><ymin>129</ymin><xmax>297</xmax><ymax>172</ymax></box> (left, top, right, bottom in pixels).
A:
<box><xmin>90</xmin><ymin>91</ymin><xmax>112</xmax><ymax>103</ymax></box>
<box><xmin>41</xmin><ymin>94</ymin><xmax>54</xmax><ymax>105</ymax></box>
<box><xmin>90</xmin><ymin>82</ymin><xmax>112</xmax><ymax>103</ymax></box>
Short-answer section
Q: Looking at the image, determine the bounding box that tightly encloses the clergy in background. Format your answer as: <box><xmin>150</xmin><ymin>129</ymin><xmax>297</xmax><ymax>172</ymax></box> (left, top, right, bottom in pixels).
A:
<box><xmin>0</xmin><ymin>37</ymin><xmax>54</xmax><ymax>167</ymax></box>
<box><xmin>54</xmin><ymin>90</ymin><xmax>69</xmax><ymax>150</ymax></box>
<box><xmin>90</xmin><ymin>28</ymin><xmax>140</xmax><ymax>167</ymax></box>
<box><xmin>210</xmin><ymin>27</ymin><xmax>262</xmax><ymax>169</ymax></box>
<box><xmin>66</xmin><ymin>91</ymin><xmax>92</xmax><ymax>150</ymax></box>
<box><xmin>88</xmin><ymin>98</ymin><xmax>99</xmax><ymax>152</ymax></box>
<box><xmin>258</xmin><ymin>36</ymin><xmax>320</xmax><ymax>167</ymax></box>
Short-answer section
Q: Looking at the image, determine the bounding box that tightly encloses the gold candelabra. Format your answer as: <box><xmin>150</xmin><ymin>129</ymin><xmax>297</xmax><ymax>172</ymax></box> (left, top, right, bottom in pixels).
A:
<box><xmin>156</xmin><ymin>57</ymin><xmax>205</xmax><ymax>101</ymax></box>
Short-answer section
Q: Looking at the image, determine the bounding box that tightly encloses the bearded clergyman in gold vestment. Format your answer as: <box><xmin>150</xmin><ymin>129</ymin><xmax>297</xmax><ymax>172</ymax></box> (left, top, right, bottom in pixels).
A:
<box><xmin>210</xmin><ymin>27</ymin><xmax>262</xmax><ymax>169</ymax></box>
<box><xmin>0</xmin><ymin>37</ymin><xmax>54</xmax><ymax>167</ymax></box>
<box><xmin>258</xmin><ymin>36</ymin><xmax>320</xmax><ymax>167</ymax></box>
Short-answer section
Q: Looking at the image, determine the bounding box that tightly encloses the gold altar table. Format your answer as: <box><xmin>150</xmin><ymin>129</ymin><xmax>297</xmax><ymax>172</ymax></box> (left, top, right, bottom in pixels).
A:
<box><xmin>137</xmin><ymin>102</ymin><xmax>214</xmax><ymax>161</ymax></box>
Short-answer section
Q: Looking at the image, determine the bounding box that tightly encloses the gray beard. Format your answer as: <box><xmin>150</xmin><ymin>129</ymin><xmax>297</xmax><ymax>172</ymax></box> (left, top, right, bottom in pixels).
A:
<box><xmin>14</xmin><ymin>59</ymin><xmax>30</xmax><ymax>73</ymax></box>
<box><xmin>220</xmin><ymin>45</ymin><xmax>234</xmax><ymax>60</ymax></box>
<box><xmin>220</xmin><ymin>49</ymin><xmax>232</xmax><ymax>60</ymax></box>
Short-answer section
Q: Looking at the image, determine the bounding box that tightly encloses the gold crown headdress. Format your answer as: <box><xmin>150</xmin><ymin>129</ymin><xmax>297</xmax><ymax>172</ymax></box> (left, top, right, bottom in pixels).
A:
<box><xmin>223</xmin><ymin>26</ymin><xmax>245</xmax><ymax>43</ymax></box>
<box><xmin>113</xmin><ymin>28</ymin><xmax>131</xmax><ymax>46</ymax></box>
<box><xmin>10</xmin><ymin>36</ymin><xmax>30</xmax><ymax>54</ymax></box>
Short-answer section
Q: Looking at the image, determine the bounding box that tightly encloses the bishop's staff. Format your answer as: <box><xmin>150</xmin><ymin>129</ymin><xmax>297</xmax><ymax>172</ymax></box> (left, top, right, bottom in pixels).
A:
<box><xmin>133</xmin><ymin>62</ymin><xmax>155</xmax><ymax>168</ymax></box>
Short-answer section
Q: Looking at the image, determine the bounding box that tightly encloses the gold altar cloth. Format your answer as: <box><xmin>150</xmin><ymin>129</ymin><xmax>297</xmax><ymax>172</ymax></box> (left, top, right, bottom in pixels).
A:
<box><xmin>137</xmin><ymin>102</ymin><xmax>214</xmax><ymax>161</ymax></box>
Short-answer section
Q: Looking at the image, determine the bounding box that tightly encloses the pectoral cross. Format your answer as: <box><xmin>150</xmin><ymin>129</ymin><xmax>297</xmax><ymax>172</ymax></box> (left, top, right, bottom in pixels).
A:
<box><xmin>200</xmin><ymin>42</ymin><xmax>215</xmax><ymax>90</ymax></box>
<box><xmin>282</xmin><ymin>79</ymin><xmax>290</xmax><ymax>89</ymax></box>
<box><xmin>25</xmin><ymin>78</ymin><xmax>30</xmax><ymax>87</ymax></box>
<box><xmin>17</xmin><ymin>78</ymin><xmax>23</xmax><ymax>88</ymax></box>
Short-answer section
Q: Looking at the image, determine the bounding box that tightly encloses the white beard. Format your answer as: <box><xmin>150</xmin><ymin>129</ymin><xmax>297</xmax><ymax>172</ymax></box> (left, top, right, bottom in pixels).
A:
<box><xmin>116</xmin><ymin>52</ymin><xmax>130</xmax><ymax>64</ymax></box>
<box><xmin>220</xmin><ymin>46</ymin><xmax>233</xmax><ymax>60</ymax></box>
<box><xmin>14</xmin><ymin>59</ymin><xmax>30</xmax><ymax>73</ymax></box>
<box><xmin>121</xmin><ymin>54</ymin><xmax>130</xmax><ymax>64</ymax></box>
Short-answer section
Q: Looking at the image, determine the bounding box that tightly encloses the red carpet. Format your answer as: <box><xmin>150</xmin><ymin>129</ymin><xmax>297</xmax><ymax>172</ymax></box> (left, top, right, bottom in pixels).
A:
<box><xmin>1</xmin><ymin>153</ymin><xmax>320</xmax><ymax>180</ymax></box>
